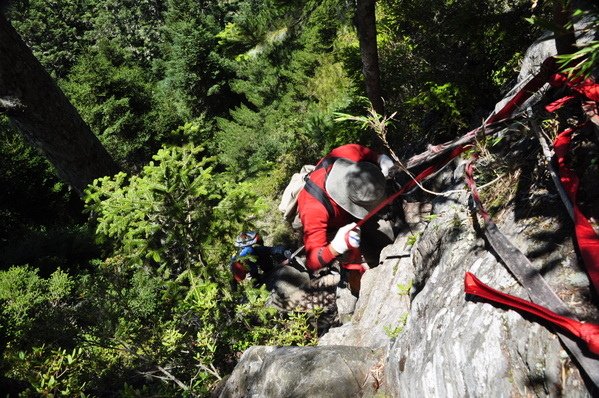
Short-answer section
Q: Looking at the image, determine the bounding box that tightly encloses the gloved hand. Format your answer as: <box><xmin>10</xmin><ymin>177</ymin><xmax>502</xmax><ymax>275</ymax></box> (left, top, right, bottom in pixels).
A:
<box><xmin>378</xmin><ymin>154</ymin><xmax>395</xmax><ymax>178</ymax></box>
<box><xmin>330</xmin><ymin>223</ymin><xmax>361</xmax><ymax>255</ymax></box>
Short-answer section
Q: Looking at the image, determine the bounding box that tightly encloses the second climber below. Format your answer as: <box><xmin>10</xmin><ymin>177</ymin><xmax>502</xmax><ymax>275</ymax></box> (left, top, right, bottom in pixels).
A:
<box><xmin>230</xmin><ymin>231</ymin><xmax>288</xmax><ymax>288</ymax></box>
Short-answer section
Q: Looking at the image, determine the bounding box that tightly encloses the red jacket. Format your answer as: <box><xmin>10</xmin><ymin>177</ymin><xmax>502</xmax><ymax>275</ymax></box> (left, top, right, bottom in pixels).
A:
<box><xmin>297</xmin><ymin>144</ymin><xmax>379</xmax><ymax>271</ymax></box>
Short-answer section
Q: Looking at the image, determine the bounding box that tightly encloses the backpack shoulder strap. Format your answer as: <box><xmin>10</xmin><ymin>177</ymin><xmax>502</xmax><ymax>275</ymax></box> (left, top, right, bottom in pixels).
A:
<box><xmin>314</xmin><ymin>156</ymin><xmax>339</xmax><ymax>171</ymax></box>
<box><xmin>304</xmin><ymin>178</ymin><xmax>335</xmax><ymax>218</ymax></box>
<box><xmin>303</xmin><ymin>155</ymin><xmax>339</xmax><ymax>218</ymax></box>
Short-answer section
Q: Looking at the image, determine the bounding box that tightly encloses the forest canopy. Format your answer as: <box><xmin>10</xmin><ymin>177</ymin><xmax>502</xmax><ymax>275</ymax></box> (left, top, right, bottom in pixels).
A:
<box><xmin>1</xmin><ymin>0</ymin><xmax>592</xmax><ymax>395</ymax></box>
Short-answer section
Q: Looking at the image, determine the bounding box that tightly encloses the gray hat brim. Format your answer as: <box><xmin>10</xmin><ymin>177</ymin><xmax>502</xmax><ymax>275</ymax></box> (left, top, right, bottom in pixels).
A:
<box><xmin>325</xmin><ymin>158</ymin><xmax>386</xmax><ymax>219</ymax></box>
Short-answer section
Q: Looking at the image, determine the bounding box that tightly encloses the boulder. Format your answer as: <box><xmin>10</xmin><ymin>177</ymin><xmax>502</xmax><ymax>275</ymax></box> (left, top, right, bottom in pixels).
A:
<box><xmin>217</xmin><ymin>345</ymin><xmax>385</xmax><ymax>398</ymax></box>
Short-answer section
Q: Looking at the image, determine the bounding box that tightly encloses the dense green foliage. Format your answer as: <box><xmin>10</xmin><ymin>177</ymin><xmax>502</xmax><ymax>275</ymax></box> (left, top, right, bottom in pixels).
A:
<box><xmin>1</xmin><ymin>142</ymin><xmax>319</xmax><ymax>396</ymax></box>
<box><xmin>2</xmin><ymin>0</ymin><xmax>593</xmax><ymax>395</ymax></box>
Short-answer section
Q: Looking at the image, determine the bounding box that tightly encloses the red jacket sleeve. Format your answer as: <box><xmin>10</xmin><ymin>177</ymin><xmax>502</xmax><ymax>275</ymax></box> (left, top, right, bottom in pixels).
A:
<box><xmin>298</xmin><ymin>189</ymin><xmax>342</xmax><ymax>271</ymax></box>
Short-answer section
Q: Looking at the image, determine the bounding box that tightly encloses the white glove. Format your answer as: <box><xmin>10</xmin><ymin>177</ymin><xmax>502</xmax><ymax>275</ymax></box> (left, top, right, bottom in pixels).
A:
<box><xmin>378</xmin><ymin>154</ymin><xmax>395</xmax><ymax>178</ymax></box>
<box><xmin>330</xmin><ymin>223</ymin><xmax>361</xmax><ymax>255</ymax></box>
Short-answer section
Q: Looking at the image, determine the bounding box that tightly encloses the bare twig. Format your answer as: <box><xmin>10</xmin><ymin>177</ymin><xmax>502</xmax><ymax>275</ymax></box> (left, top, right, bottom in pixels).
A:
<box><xmin>157</xmin><ymin>366</ymin><xmax>189</xmax><ymax>391</ymax></box>
<box><xmin>397</xmin><ymin>159</ymin><xmax>467</xmax><ymax>197</ymax></box>
<box><xmin>477</xmin><ymin>174</ymin><xmax>505</xmax><ymax>191</ymax></box>
<box><xmin>197</xmin><ymin>362</ymin><xmax>222</xmax><ymax>381</ymax></box>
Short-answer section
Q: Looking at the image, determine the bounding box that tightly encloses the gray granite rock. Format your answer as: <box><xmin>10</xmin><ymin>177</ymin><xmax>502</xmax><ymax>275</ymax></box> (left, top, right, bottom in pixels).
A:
<box><xmin>218</xmin><ymin>346</ymin><xmax>385</xmax><ymax>398</ymax></box>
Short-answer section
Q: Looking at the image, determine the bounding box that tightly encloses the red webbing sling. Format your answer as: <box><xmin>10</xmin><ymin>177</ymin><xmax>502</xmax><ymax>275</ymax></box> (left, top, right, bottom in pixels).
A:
<box><xmin>471</xmin><ymin>60</ymin><xmax>599</xmax><ymax>297</ymax></box>
<box><xmin>465</xmin><ymin>160</ymin><xmax>599</xmax><ymax>383</ymax></box>
<box><xmin>541</xmin><ymin>68</ymin><xmax>599</xmax><ymax>295</ymax></box>
<box><xmin>554</xmin><ymin>127</ymin><xmax>599</xmax><ymax>295</ymax></box>
<box><xmin>462</xmin><ymin>63</ymin><xmax>599</xmax><ymax>382</ymax></box>
<box><xmin>465</xmin><ymin>272</ymin><xmax>599</xmax><ymax>355</ymax></box>
<box><xmin>545</xmin><ymin>74</ymin><xmax>599</xmax><ymax>112</ymax></box>
<box><xmin>549</xmin><ymin>73</ymin><xmax>599</xmax><ymax>102</ymax></box>
<box><xmin>486</xmin><ymin>57</ymin><xmax>558</xmax><ymax>124</ymax></box>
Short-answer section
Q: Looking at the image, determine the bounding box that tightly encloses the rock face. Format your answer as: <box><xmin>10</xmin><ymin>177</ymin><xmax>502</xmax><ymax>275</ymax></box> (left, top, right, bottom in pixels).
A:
<box><xmin>217</xmin><ymin>30</ymin><xmax>599</xmax><ymax>397</ymax></box>
<box><xmin>217</xmin><ymin>345</ymin><xmax>385</xmax><ymax>398</ymax></box>
<box><xmin>319</xmin><ymin>155</ymin><xmax>597</xmax><ymax>397</ymax></box>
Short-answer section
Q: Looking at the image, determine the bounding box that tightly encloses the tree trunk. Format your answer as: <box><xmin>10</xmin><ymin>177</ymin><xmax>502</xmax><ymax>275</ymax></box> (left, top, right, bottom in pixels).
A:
<box><xmin>355</xmin><ymin>0</ymin><xmax>385</xmax><ymax>151</ymax></box>
<box><xmin>0</xmin><ymin>14</ymin><xmax>120</xmax><ymax>195</ymax></box>
<box><xmin>355</xmin><ymin>0</ymin><xmax>384</xmax><ymax>115</ymax></box>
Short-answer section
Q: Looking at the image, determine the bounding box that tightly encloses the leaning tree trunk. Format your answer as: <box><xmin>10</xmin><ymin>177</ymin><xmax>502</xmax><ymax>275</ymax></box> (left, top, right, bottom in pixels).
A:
<box><xmin>0</xmin><ymin>14</ymin><xmax>120</xmax><ymax>195</ymax></box>
<box><xmin>355</xmin><ymin>0</ymin><xmax>385</xmax><ymax>152</ymax></box>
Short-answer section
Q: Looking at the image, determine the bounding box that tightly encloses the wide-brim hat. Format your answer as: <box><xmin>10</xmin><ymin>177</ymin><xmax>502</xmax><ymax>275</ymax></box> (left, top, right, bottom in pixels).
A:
<box><xmin>325</xmin><ymin>158</ymin><xmax>386</xmax><ymax>219</ymax></box>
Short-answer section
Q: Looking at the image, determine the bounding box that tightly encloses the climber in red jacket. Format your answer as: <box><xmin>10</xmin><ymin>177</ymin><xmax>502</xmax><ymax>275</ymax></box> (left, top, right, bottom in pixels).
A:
<box><xmin>297</xmin><ymin>143</ymin><xmax>395</xmax><ymax>295</ymax></box>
